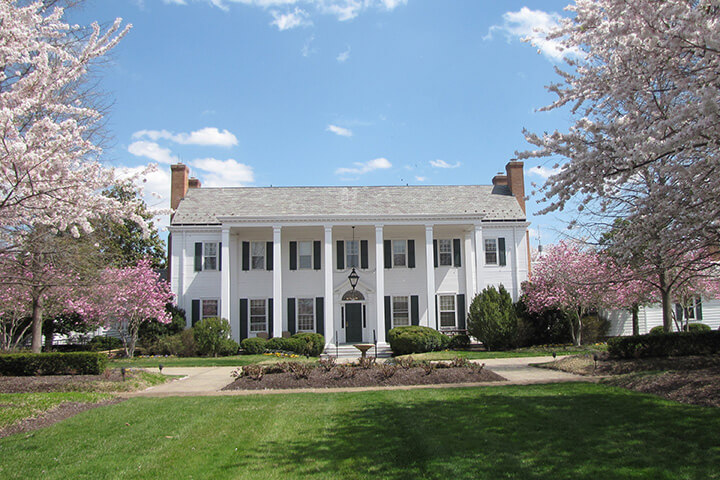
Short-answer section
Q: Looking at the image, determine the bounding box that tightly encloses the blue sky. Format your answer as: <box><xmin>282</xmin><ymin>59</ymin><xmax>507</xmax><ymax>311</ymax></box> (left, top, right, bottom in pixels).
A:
<box><xmin>68</xmin><ymin>0</ymin><xmax>576</xmax><ymax>244</ymax></box>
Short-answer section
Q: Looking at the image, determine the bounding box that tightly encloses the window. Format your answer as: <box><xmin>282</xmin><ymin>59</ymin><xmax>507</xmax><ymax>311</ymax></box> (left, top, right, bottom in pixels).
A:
<box><xmin>392</xmin><ymin>296</ymin><xmax>409</xmax><ymax>327</ymax></box>
<box><xmin>203</xmin><ymin>242</ymin><xmax>218</xmax><ymax>270</ymax></box>
<box><xmin>678</xmin><ymin>296</ymin><xmax>702</xmax><ymax>321</ymax></box>
<box><xmin>438</xmin><ymin>239</ymin><xmax>453</xmax><ymax>266</ymax></box>
<box><xmin>202</xmin><ymin>299</ymin><xmax>218</xmax><ymax>319</ymax></box>
<box><xmin>393</xmin><ymin>240</ymin><xmax>407</xmax><ymax>267</ymax></box>
<box><xmin>346</xmin><ymin>240</ymin><xmax>359</xmax><ymax>269</ymax></box>
<box><xmin>484</xmin><ymin>239</ymin><xmax>498</xmax><ymax>265</ymax></box>
<box><xmin>298</xmin><ymin>241</ymin><xmax>313</xmax><ymax>269</ymax></box>
<box><xmin>251</xmin><ymin>242</ymin><xmax>265</xmax><ymax>270</ymax></box>
<box><xmin>439</xmin><ymin>295</ymin><xmax>456</xmax><ymax>328</ymax></box>
<box><xmin>250</xmin><ymin>299</ymin><xmax>267</xmax><ymax>332</ymax></box>
<box><xmin>297</xmin><ymin>298</ymin><xmax>315</xmax><ymax>332</ymax></box>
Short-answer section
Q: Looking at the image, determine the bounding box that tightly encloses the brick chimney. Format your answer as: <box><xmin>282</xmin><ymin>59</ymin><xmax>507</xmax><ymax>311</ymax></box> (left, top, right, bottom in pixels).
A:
<box><xmin>505</xmin><ymin>160</ymin><xmax>525</xmax><ymax>214</ymax></box>
<box><xmin>492</xmin><ymin>172</ymin><xmax>508</xmax><ymax>187</ymax></box>
<box><xmin>170</xmin><ymin>164</ymin><xmax>189</xmax><ymax>211</ymax></box>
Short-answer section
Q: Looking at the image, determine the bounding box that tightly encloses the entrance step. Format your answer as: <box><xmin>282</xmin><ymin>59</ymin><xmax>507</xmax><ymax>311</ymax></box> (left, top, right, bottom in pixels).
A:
<box><xmin>322</xmin><ymin>343</ymin><xmax>393</xmax><ymax>359</ymax></box>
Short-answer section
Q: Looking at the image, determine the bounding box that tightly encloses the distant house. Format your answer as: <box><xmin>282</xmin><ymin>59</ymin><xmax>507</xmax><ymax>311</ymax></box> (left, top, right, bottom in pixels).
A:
<box><xmin>167</xmin><ymin>161</ymin><xmax>531</xmax><ymax>350</ymax></box>
<box><xmin>606</xmin><ymin>298</ymin><xmax>720</xmax><ymax>336</ymax></box>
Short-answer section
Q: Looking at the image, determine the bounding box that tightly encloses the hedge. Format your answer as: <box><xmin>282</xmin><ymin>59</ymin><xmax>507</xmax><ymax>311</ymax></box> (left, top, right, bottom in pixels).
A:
<box><xmin>266</xmin><ymin>337</ymin><xmax>306</xmax><ymax>355</ymax></box>
<box><xmin>0</xmin><ymin>352</ymin><xmax>108</xmax><ymax>376</ymax></box>
<box><xmin>387</xmin><ymin>326</ymin><xmax>447</xmax><ymax>355</ymax></box>
<box><xmin>292</xmin><ymin>332</ymin><xmax>325</xmax><ymax>357</ymax></box>
<box><xmin>241</xmin><ymin>337</ymin><xmax>268</xmax><ymax>355</ymax></box>
<box><xmin>607</xmin><ymin>330</ymin><xmax>720</xmax><ymax>359</ymax></box>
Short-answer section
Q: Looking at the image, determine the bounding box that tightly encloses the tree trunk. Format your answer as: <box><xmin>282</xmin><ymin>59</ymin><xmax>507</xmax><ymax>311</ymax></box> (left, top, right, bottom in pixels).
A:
<box><xmin>30</xmin><ymin>293</ymin><xmax>44</xmax><ymax>353</ymax></box>
<box><xmin>631</xmin><ymin>304</ymin><xmax>640</xmax><ymax>336</ymax></box>
<box><xmin>659</xmin><ymin>272</ymin><xmax>673</xmax><ymax>332</ymax></box>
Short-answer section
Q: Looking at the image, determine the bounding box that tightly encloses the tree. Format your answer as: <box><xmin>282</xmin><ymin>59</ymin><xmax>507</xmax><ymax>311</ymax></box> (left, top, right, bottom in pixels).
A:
<box><xmin>0</xmin><ymin>1</ymin><xmax>150</xmax><ymax>244</ymax></box>
<box><xmin>467</xmin><ymin>285</ymin><xmax>518</xmax><ymax>350</ymax></box>
<box><xmin>523</xmin><ymin>242</ymin><xmax>610</xmax><ymax>346</ymax></box>
<box><xmin>71</xmin><ymin>259</ymin><xmax>174</xmax><ymax>358</ymax></box>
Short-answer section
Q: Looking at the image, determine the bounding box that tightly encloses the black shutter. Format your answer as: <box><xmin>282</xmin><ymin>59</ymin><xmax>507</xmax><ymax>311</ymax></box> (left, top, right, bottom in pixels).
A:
<box><xmin>498</xmin><ymin>237</ymin><xmax>507</xmax><ymax>266</ymax></box>
<box><xmin>194</xmin><ymin>243</ymin><xmax>202</xmax><ymax>272</ymax></box>
<box><xmin>675</xmin><ymin>304</ymin><xmax>683</xmax><ymax>323</ymax></box>
<box><xmin>314</xmin><ymin>241</ymin><xmax>321</xmax><ymax>270</ymax></box>
<box><xmin>336</xmin><ymin>240</ymin><xmax>344</xmax><ymax>270</ymax></box>
<box><xmin>410</xmin><ymin>295</ymin><xmax>419</xmax><ymax>326</ymax></box>
<box><xmin>266</xmin><ymin>241</ymin><xmax>273</xmax><ymax>270</ymax></box>
<box><xmin>316</xmin><ymin>297</ymin><xmax>324</xmax><ymax>335</ymax></box>
<box><xmin>384</xmin><ymin>240</ymin><xmax>392</xmax><ymax>269</ymax></box>
<box><xmin>218</xmin><ymin>242</ymin><xmax>222</xmax><ymax>271</ymax></box>
<box><xmin>191</xmin><ymin>299</ymin><xmax>200</xmax><ymax>326</ymax></box>
<box><xmin>239</xmin><ymin>299</ymin><xmax>248</xmax><ymax>340</ymax></box>
<box><xmin>433</xmin><ymin>239</ymin><xmax>438</xmax><ymax>268</ymax></box>
<box><xmin>384</xmin><ymin>296</ymin><xmax>392</xmax><ymax>335</ymax></box>
<box><xmin>242</xmin><ymin>242</ymin><xmax>250</xmax><ymax>271</ymax></box>
<box><xmin>457</xmin><ymin>294</ymin><xmax>466</xmax><ymax>330</ymax></box>
<box><xmin>408</xmin><ymin>240</ymin><xmax>416</xmax><ymax>268</ymax></box>
<box><xmin>435</xmin><ymin>296</ymin><xmax>439</xmax><ymax>330</ymax></box>
<box><xmin>697</xmin><ymin>298</ymin><xmax>703</xmax><ymax>320</ymax></box>
<box><xmin>268</xmin><ymin>298</ymin><xmax>274</xmax><ymax>337</ymax></box>
<box><xmin>288</xmin><ymin>298</ymin><xmax>296</xmax><ymax>335</ymax></box>
<box><xmin>289</xmin><ymin>241</ymin><xmax>297</xmax><ymax>270</ymax></box>
<box><xmin>453</xmin><ymin>239</ymin><xmax>462</xmax><ymax>267</ymax></box>
<box><xmin>360</xmin><ymin>240</ymin><xmax>369</xmax><ymax>269</ymax></box>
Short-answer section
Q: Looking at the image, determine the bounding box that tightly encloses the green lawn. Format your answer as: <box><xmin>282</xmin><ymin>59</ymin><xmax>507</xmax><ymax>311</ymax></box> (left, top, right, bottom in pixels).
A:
<box><xmin>0</xmin><ymin>392</ymin><xmax>111</xmax><ymax>429</ymax></box>
<box><xmin>109</xmin><ymin>354</ymin><xmax>318</xmax><ymax>368</ymax></box>
<box><xmin>1</xmin><ymin>383</ymin><xmax>719</xmax><ymax>479</ymax></box>
<box><xmin>399</xmin><ymin>345</ymin><xmax>605</xmax><ymax>361</ymax></box>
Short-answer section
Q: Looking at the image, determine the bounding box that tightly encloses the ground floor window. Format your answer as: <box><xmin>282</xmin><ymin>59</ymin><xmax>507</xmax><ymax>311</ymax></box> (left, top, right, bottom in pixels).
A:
<box><xmin>392</xmin><ymin>296</ymin><xmax>410</xmax><ymax>327</ymax></box>
<box><xmin>202</xmin><ymin>299</ymin><xmax>219</xmax><ymax>319</ymax></box>
<box><xmin>250</xmin><ymin>299</ymin><xmax>267</xmax><ymax>332</ymax></box>
<box><xmin>297</xmin><ymin>298</ymin><xmax>315</xmax><ymax>331</ymax></box>
<box><xmin>438</xmin><ymin>295</ymin><xmax>456</xmax><ymax>328</ymax></box>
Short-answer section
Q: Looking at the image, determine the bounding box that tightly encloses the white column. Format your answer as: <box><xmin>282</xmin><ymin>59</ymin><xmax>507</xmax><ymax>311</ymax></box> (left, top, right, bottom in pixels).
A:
<box><xmin>220</xmin><ymin>228</ymin><xmax>230</xmax><ymax>320</ymax></box>
<box><xmin>425</xmin><ymin>225</ymin><xmax>436</xmax><ymax>329</ymax></box>
<box><xmin>474</xmin><ymin>224</ymin><xmax>484</xmax><ymax>294</ymax></box>
<box><xmin>323</xmin><ymin>226</ymin><xmax>334</xmax><ymax>346</ymax></box>
<box><xmin>375</xmin><ymin>225</ymin><xmax>386</xmax><ymax>344</ymax></box>
<box><xmin>272</xmin><ymin>226</ymin><xmax>283</xmax><ymax>338</ymax></box>
<box><xmin>464</xmin><ymin>230</ymin><xmax>475</xmax><ymax>300</ymax></box>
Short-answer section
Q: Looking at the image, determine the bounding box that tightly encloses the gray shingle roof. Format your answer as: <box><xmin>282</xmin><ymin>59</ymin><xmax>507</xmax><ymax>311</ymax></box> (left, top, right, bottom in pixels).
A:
<box><xmin>171</xmin><ymin>185</ymin><xmax>525</xmax><ymax>225</ymax></box>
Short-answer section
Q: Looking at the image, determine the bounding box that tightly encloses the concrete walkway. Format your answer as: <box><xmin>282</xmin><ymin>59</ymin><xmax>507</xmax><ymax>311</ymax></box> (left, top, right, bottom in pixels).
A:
<box><xmin>122</xmin><ymin>356</ymin><xmax>592</xmax><ymax>398</ymax></box>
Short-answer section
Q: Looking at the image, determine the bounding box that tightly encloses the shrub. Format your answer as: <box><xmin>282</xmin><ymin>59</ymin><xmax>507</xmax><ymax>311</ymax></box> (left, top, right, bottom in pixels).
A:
<box><xmin>266</xmin><ymin>337</ymin><xmax>305</xmax><ymax>354</ymax></box>
<box><xmin>515</xmin><ymin>299</ymin><xmax>572</xmax><ymax>346</ymax></box>
<box><xmin>292</xmin><ymin>332</ymin><xmax>326</xmax><ymax>357</ymax></box>
<box><xmin>448</xmin><ymin>334</ymin><xmax>470</xmax><ymax>350</ymax></box>
<box><xmin>88</xmin><ymin>336</ymin><xmax>124</xmax><ymax>351</ymax></box>
<box><xmin>387</xmin><ymin>326</ymin><xmax>446</xmax><ymax>355</ymax></box>
<box><xmin>467</xmin><ymin>285</ymin><xmax>519</xmax><ymax>350</ymax></box>
<box><xmin>607</xmin><ymin>330</ymin><xmax>720</xmax><ymax>359</ymax></box>
<box><xmin>194</xmin><ymin>317</ymin><xmax>238</xmax><ymax>357</ymax></box>
<box><xmin>580</xmin><ymin>314</ymin><xmax>610</xmax><ymax>344</ymax></box>
<box><xmin>138</xmin><ymin>304</ymin><xmax>186</xmax><ymax>347</ymax></box>
<box><xmin>0</xmin><ymin>352</ymin><xmax>108</xmax><ymax>376</ymax></box>
<box><xmin>241</xmin><ymin>337</ymin><xmax>268</xmax><ymax>355</ymax></box>
<box><xmin>649</xmin><ymin>325</ymin><xmax>667</xmax><ymax>335</ymax></box>
<box><xmin>686</xmin><ymin>323</ymin><xmax>711</xmax><ymax>332</ymax></box>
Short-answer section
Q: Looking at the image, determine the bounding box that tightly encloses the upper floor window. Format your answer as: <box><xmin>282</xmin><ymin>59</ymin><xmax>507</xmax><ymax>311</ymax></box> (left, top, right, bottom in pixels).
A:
<box><xmin>484</xmin><ymin>239</ymin><xmax>498</xmax><ymax>265</ymax></box>
<box><xmin>438</xmin><ymin>295</ymin><xmax>456</xmax><ymax>328</ymax></box>
<box><xmin>438</xmin><ymin>239</ymin><xmax>453</xmax><ymax>266</ymax></box>
<box><xmin>392</xmin><ymin>296</ymin><xmax>410</xmax><ymax>327</ymax></box>
<box><xmin>346</xmin><ymin>240</ymin><xmax>359</xmax><ymax>269</ymax></box>
<box><xmin>392</xmin><ymin>240</ymin><xmax>407</xmax><ymax>267</ymax></box>
<box><xmin>203</xmin><ymin>242</ymin><xmax>218</xmax><ymax>271</ymax></box>
<box><xmin>297</xmin><ymin>298</ymin><xmax>315</xmax><ymax>332</ymax></box>
<box><xmin>251</xmin><ymin>242</ymin><xmax>265</xmax><ymax>270</ymax></box>
<box><xmin>298</xmin><ymin>241</ymin><xmax>313</xmax><ymax>269</ymax></box>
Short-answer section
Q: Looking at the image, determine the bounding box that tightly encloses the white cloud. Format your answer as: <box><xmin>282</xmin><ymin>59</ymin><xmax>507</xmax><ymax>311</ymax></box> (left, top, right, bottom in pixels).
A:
<box><xmin>415</xmin><ymin>176</ymin><xmax>426</xmax><ymax>182</ymax></box>
<box><xmin>128</xmin><ymin>141</ymin><xmax>178</xmax><ymax>164</ymax></box>
<box><xmin>336</xmin><ymin>46</ymin><xmax>351</xmax><ymax>62</ymax></box>
<box><xmin>528</xmin><ymin>165</ymin><xmax>560</xmax><ymax>179</ymax></box>
<box><xmin>191</xmin><ymin>158</ymin><xmax>255</xmax><ymax>186</ymax></box>
<box><xmin>484</xmin><ymin>7</ymin><xmax>579</xmax><ymax>62</ymax></box>
<box><xmin>132</xmin><ymin>127</ymin><xmax>238</xmax><ymax>147</ymax></box>
<box><xmin>326</xmin><ymin>124</ymin><xmax>353</xmax><ymax>137</ymax></box>
<box><xmin>270</xmin><ymin>8</ymin><xmax>311</xmax><ymax>30</ymax></box>
<box><xmin>116</xmin><ymin>164</ymin><xmax>172</xmax><ymax>231</ymax></box>
<box><xmin>301</xmin><ymin>35</ymin><xmax>316</xmax><ymax>57</ymax></box>
<box><xmin>336</xmin><ymin>157</ymin><xmax>392</xmax><ymax>175</ymax></box>
<box><xmin>430</xmin><ymin>159</ymin><xmax>460</xmax><ymax>169</ymax></box>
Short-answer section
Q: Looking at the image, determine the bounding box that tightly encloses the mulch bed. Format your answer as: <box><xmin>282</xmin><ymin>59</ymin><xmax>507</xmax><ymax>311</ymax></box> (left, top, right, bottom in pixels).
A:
<box><xmin>224</xmin><ymin>365</ymin><xmax>505</xmax><ymax>390</ymax></box>
<box><xmin>0</xmin><ymin>398</ymin><xmax>124</xmax><ymax>439</ymax></box>
<box><xmin>537</xmin><ymin>354</ymin><xmax>720</xmax><ymax>407</ymax></box>
<box><xmin>0</xmin><ymin>370</ymin><xmax>128</xmax><ymax>393</ymax></box>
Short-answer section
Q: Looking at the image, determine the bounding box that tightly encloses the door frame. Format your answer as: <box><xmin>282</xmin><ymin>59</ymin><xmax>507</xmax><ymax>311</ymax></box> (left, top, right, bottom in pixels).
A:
<box><xmin>342</xmin><ymin>301</ymin><xmax>365</xmax><ymax>344</ymax></box>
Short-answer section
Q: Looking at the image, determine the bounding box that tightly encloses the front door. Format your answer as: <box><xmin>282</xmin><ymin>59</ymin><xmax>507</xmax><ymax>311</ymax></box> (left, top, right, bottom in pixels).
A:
<box><xmin>345</xmin><ymin>303</ymin><xmax>363</xmax><ymax>343</ymax></box>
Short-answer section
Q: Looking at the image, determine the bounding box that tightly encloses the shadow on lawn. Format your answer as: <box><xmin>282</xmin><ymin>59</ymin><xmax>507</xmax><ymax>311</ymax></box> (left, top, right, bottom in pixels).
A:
<box><xmin>233</xmin><ymin>385</ymin><xmax>720</xmax><ymax>480</ymax></box>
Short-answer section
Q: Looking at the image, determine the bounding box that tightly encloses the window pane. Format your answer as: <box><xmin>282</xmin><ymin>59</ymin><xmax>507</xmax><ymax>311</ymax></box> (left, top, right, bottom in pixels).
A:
<box><xmin>393</xmin><ymin>240</ymin><xmax>406</xmax><ymax>267</ymax></box>
<box><xmin>440</xmin><ymin>312</ymin><xmax>456</xmax><ymax>327</ymax></box>
<box><xmin>204</xmin><ymin>243</ymin><xmax>217</xmax><ymax>256</ymax></box>
<box><xmin>440</xmin><ymin>295</ymin><xmax>454</xmax><ymax>311</ymax></box>
<box><xmin>485</xmin><ymin>239</ymin><xmax>497</xmax><ymax>265</ymax></box>
<box><xmin>439</xmin><ymin>239</ymin><xmax>452</xmax><ymax>266</ymax></box>
<box><xmin>346</xmin><ymin>240</ymin><xmax>359</xmax><ymax>268</ymax></box>
<box><xmin>298</xmin><ymin>241</ymin><xmax>312</xmax><ymax>269</ymax></box>
<box><xmin>204</xmin><ymin>242</ymin><xmax>218</xmax><ymax>270</ymax></box>
<box><xmin>251</xmin><ymin>242</ymin><xmax>265</xmax><ymax>270</ymax></box>
<box><xmin>202</xmin><ymin>300</ymin><xmax>218</xmax><ymax>318</ymax></box>
<box><xmin>298</xmin><ymin>298</ymin><xmax>314</xmax><ymax>331</ymax></box>
<box><xmin>393</xmin><ymin>296</ymin><xmax>409</xmax><ymax>327</ymax></box>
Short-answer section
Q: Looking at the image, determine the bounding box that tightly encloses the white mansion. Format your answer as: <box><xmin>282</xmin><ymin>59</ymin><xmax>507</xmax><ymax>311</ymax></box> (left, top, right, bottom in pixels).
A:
<box><xmin>168</xmin><ymin>161</ymin><xmax>531</xmax><ymax>348</ymax></box>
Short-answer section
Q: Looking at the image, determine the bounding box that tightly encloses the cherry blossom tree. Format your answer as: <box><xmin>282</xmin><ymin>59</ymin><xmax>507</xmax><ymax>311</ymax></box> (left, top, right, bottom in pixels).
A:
<box><xmin>0</xmin><ymin>1</ymin><xmax>151</xmax><ymax>244</ymax></box>
<box><xmin>71</xmin><ymin>260</ymin><xmax>174</xmax><ymax>358</ymax></box>
<box><xmin>523</xmin><ymin>242</ymin><xmax>611</xmax><ymax>345</ymax></box>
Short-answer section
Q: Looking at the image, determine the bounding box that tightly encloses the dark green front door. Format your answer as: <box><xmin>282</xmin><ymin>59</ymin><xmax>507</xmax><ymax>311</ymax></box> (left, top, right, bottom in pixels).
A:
<box><xmin>345</xmin><ymin>303</ymin><xmax>363</xmax><ymax>343</ymax></box>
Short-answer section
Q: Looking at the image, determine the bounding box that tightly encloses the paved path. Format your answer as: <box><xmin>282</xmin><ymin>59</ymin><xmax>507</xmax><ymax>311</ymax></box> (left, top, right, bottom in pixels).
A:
<box><xmin>122</xmin><ymin>356</ymin><xmax>592</xmax><ymax>398</ymax></box>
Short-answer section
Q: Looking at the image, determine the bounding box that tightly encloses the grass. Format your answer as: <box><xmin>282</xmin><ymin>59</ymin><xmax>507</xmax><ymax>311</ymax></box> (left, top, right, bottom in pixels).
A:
<box><xmin>109</xmin><ymin>354</ymin><xmax>318</xmax><ymax>368</ymax></box>
<box><xmin>0</xmin><ymin>392</ymin><xmax>111</xmax><ymax>429</ymax></box>
<box><xmin>399</xmin><ymin>344</ymin><xmax>605</xmax><ymax>361</ymax></box>
<box><xmin>1</xmin><ymin>383</ymin><xmax>719</xmax><ymax>479</ymax></box>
